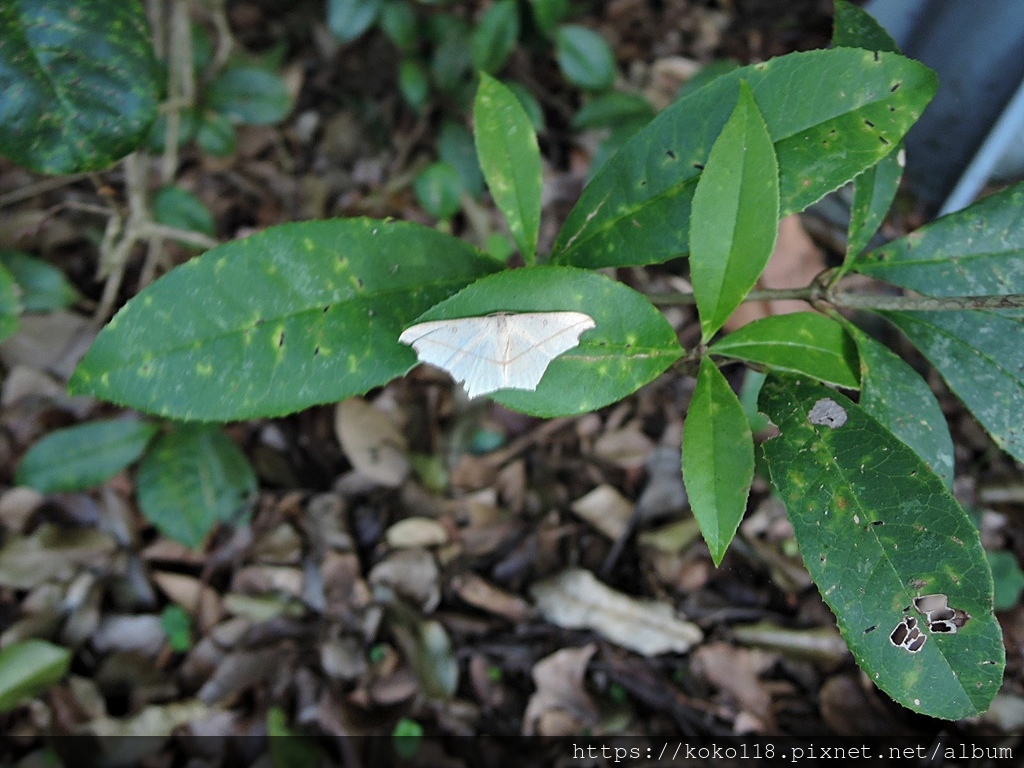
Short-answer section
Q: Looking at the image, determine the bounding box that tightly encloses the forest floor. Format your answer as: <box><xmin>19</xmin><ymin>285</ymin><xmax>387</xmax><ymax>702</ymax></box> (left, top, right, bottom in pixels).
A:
<box><xmin>0</xmin><ymin>1</ymin><xmax>1022</xmax><ymax>766</ymax></box>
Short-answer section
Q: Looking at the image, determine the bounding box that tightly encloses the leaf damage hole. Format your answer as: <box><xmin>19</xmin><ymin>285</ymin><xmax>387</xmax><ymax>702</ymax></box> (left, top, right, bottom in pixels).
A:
<box><xmin>889</xmin><ymin>616</ymin><xmax>926</xmax><ymax>653</ymax></box>
<box><xmin>864</xmin><ymin>624</ymin><xmax>877</xmax><ymax>634</ymax></box>
<box><xmin>873</xmin><ymin>51</ymin><xmax>880</xmax><ymax>61</ymax></box>
<box><xmin>864</xmin><ymin>119</ymin><xmax>875</xmax><ymax>128</ymax></box>
<box><xmin>692</xmin><ymin>163</ymin><xmax>704</xmax><ymax>170</ymax></box>
<box><xmin>666</xmin><ymin>149</ymin><xmax>677</xmax><ymax>160</ymax></box>
<box><xmin>912</xmin><ymin>593</ymin><xmax>971</xmax><ymax>634</ymax></box>
<box><xmin>890</xmin><ymin>82</ymin><xmax>901</xmax><ymax>92</ymax></box>
<box><xmin>807</xmin><ymin>398</ymin><xmax>847</xmax><ymax>428</ymax></box>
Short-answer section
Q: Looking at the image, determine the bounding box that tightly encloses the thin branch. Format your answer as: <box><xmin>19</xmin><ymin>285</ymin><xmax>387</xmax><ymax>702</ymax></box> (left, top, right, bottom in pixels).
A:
<box><xmin>140</xmin><ymin>223</ymin><xmax>220</xmax><ymax>250</ymax></box>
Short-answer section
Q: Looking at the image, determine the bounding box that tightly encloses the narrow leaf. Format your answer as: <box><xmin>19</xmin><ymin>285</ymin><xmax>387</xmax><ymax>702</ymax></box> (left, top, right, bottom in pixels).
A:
<box><xmin>760</xmin><ymin>374</ymin><xmax>1004</xmax><ymax>720</ymax></box>
<box><xmin>407</xmin><ymin>266</ymin><xmax>682</xmax><ymax>417</ymax></box>
<box><xmin>136</xmin><ymin>425</ymin><xmax>256</xmax><ymax>548</ymax></box>
<box><xmin>690</xmin><ymin>82</ymin><xmax>779</xmax><ymax>341</ymax></box>
<box><xmin>878</xmin><ymin>310</ymin><xmax>1024</xmax><ymax>463</ymax></box>
<box><xmin>552</xmin><ymin>48</ymin><xmax>936</xmax><ymax>269</ymax></box>
<box><xmin>16</xmin><ymin>418</ymin><xmax>159</xmax><ymax>493</ymax></box>
<box><xmin>474</xmin><ymin>74</ymin><xmax>543</xmax><ymax>263</ymax></box>
<box><xmin>554</xmin><ymin>25</ymin><xmax>615</xmax><ymax>92</ymax></box>
<box><xmin>845</xmin><ymin>147</ymin><xmax>904</xmax><ymax>260</ymax></box>
<box><xmin>710</xmin><ymin>313</ymin><xmax>859</xmax><ymax>388</ymax></box>
<box><xmin>0</xmin><ymin>0</ymin><xmax>160</xmax><ymax>174</ymax></box>
<box><xmin>0</xmin><ymin>639</ymin><xmax>71</xmax><ymax>712</ymax></box>
<box><xmin>69</xmin><ymin>220</ymin><xmax>499</xmax><ymax>421</ymax></box>
<box><xmin>683</xmin><ymin>358</ymin><xmax>754</xmax><ymax>565</ymax></box>
<box><xmin>470</xmin><ymin>0</ymin><xmax>519</xmax><ymax>75</ymax></box>
<box><xmin>0</xmin><ymin>263</ymin><xmax>19</xmax><ymax>342</ymax></box>
<box><xmin>845</xmin><ymin>322</ymin><xmax>954</xmax><ymax>489</ymax></box>
<box><xmin>851</xmin><ymin>181</ymin><xmax>1024</xmax><ymax>296</ymax></box>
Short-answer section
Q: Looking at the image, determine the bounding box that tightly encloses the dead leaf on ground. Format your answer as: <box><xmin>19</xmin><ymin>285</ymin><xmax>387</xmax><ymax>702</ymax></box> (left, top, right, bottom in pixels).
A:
<box><xmin>451</xmin><ymin>572</ymin><xmax>534</xmax><ymax>622</ymax></box>
<box><xmin>570</xmin><ymin>484</ymin><xmax>633</xmax><ymax>540</ymax></box>
<box><xmin>692</xmin><ymin>642</ymin><xmax>776</xmax><ymax>732</ymax></box>
<box><xmin>0</xmin><ymin>524</ymin><xmax>117</xmax><ymax>589</ymax></box>
<box><xmin>523</xmin><ymin>643</ymin><xmax>600</xmax><ymax>736</ymax></box>
<box><xmin>334</xmin><ymin>397</ymin><xmax>410</xmax><ymax>487</ymax></box>
<box><xmin>531</xmin><ymin>568</ymin><xmax>702</xmax><ymax>656</ymax></box>
<box><xmin>593</xmin><ymin>424</ymin><xmax>655</xmax><ymax>470</ymax></box>
<box><xmin>385</xmin><ymin>516</ymin><xmax>449</xmax><ymax>548</ymax></box>
<box><xmin>151</xmin><ymin>571</ymin><xmax>224</xmax><ymax>631</ymax></box>
<box><xmin>368</xmin><ymin>547</ymin><xmax>441</xmax><ymax>612</ymax></box>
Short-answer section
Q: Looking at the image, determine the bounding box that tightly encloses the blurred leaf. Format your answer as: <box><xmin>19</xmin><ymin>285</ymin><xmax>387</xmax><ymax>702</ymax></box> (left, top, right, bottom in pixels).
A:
<box><xmin>832</xmin><ymin>0</ymin><xmax>900</xmax><ymax>52</ymax></box>
<box><xmin>196</xmin><ymin>110</ymin><xmax>237</xmax><ymax>157</ymax></box>
<box><xmin>438</xmin><ymin>120</ymin><xmax>484</xmax><ymax>198</ymax></box>
<box><xmin>554</xmin><ymin>24</ymin><xmax>616</xmax><ymax>91</ymax></box>
<box><xmin>471</xmin><ymin>0</ymin><xmax>519</xmax><ymax>74</ymax></box>
<box><xmin>392</xmin><ymin>718</ymin><xmax>424</xmax><ymax>759</ymax></box>
<box><xmin>572</xmin><ymin>92</ymin><xmax>654</xmax><ymax>130</ymax></box>
<box><xmin>675</xmin><ymin>58</ymin><xmax>740</xmax><ymax>100</ymax></box>
<box><xmin>398</xmin><ymin>58</ymin><xmax>430</xmax><ymax>111</ymax></box>
<box><xmin>145</xmin><ymin>109</ymin><xmax>200</xmax><ymax>153</ymax></box>
<box><xmin>0</xmin><ymin>249</ymin><xmax>79</xmax><ymax>312</ymax></box>
<box><xmin>207</xmin><ymin>66</ymin><xmax>291</xmax><ymax>125</ymax></box>
<box><xmin>152</xmin><ymin>186</ymin><xmax>215</xmax><ymax>239</ymax></box>
<box><xmin>0</xmin><ymin>0</ymin><xmax>160</xmax><ymax>174</ymax></box>
<box><xmin>683</xmin><ymin>358</ymin><xmax>754</xmax><ymax>565</ymax></box>
<box><xmin>136</xmin><ymin>425</ymin><xmax>256</xmax><ymax>548</ymax></box>
<box><xmin>414</xmin><ymin>162</ymin><xmax>463</xmax><ymax>220</ymax></box>
<box><xmin>0</xmin><ymin>263</ymin><xmax>20</xmax><ymax>341</ymax></box>
<box><xmin>380</xmin><ymin>1</ymin><xmax>418</xmax><ymax>52</ymax></box>
<box><xmin>267</xmin><ymin>706</ymin><xmax>320</xmax><ymax>768</ymax></box>
<box><xmin>0</xmin><ymin>639</ymin><xmax>71</xmax><ymax>712</ymax></box>
<box><xmin>528</xmin><ymin>0</ymin><xmax>571</xmax><ymax>35</ymax></box>
<box><xmin>160</xmin><ymin>605</ymin><xmax>192</xmax><ymax>652</ymax></box>
<box><xmin>430</xmin><ymin>20</ymin><xmax>472</xmax><ymax>96</ymax></box>
<box><xmin>690</xmin><ymin>82</ymin><xmax>779</xmax><ymax>341</ymax></box>
<box><xmin>988</xmin><ymin>551</ymin><xmax>1024</xmax><ymax>611</ymax></box>
<box><xmin>327</xmin><ymin>0</ymin><xmax>383</xmax><ymax>43</ymax></box>
<box><xmin>16</xmin><ymin>418</ymin><xmax>158</xmax><ymax>493</ymax></box>
<box><xmin>504</xmin><ymin>80</ymin><xmax>545</xmax><ymax>132</ymax></box>
<box><xmin>191</xmin><ymin>23</ymin><xmax>214</xmax><ymax>72</ymax></box>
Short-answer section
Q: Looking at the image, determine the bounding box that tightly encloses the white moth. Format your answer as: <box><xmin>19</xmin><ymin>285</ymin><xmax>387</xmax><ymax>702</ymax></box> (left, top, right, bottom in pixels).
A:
<box><xmin>399</xmin><ymin>311</ymin><xmax>596</xmax><ymax>399</ymax></box>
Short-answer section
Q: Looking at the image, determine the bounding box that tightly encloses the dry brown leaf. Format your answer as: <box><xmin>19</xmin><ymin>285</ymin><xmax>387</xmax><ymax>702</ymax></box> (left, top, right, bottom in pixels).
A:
<box><xmin>570</xmin><ymin>484</ymin><xmax>634</xmax><ymax>540</ymax></box>
<box><xmin>230</xmin><ymin>565</ymin><xmax>304</xmax><ymax>598</ymax></box>
<box><xmin>196</xmin><ymin>648</ymin><xmax>283</xmax><ymax>704</ymax></box>
<box><xmin>0</xmin><ymin>486</ymin><xmax>44</xmax><ymax>533</ymax></box>
<box><xmin>593</xmin><ymin>425</ymin><xmax>655</xmax><ymax>470</ymax></box>
<box><xmin>531</xmin><ymin>568</ymin><xmax>702</xmax><ymax>656</ymax></box>
<box><xmin>0</xmin><ymin>311</ymin><xmax>93</xmax><ymax>378</ymax></box>
<box><xmin>334</xmin><ymin>397</ymin><xmax>410</xmax><ymax>487</ymax></box>
<box><xmin>151</xmin><ymin>571</ymin><xmax>224</xmax><ymax>631</ymax></box>
<box><xmin>368</xmin><ymin>548</ymin><xmax>440</xmax><ymax>612</ymax></box>
<box><xmin>451</xmin><ymin>572</ymin><xmax>534</xmax><ymax>622</ymax></box>
<box><xmin>692</xmin><ymin>642</ymin><xmax>775</xmax><ymax>731</ymax></box>
<box><xmin>0</xmin><ymin>524</ymin><xmax>117</xmax><ymax>589</ymax></box>
<box><xmin>523</xmin><ymin>643</ymin><xmax>599</xmax><ymax>736</ymax></box>
<box><xmin>385</xmin><ymin>516</ymin><xmax>449</xmax><ymax>549</ymax></box>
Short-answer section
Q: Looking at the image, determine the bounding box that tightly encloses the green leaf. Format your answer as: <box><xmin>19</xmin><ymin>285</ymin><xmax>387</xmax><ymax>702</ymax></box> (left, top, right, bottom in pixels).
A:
<box><xmin>0</xmin><ymin>263</ymin><xmax>20</xmax><ymax>342</ymax></box>
<box><xmin>474</xmin><ymin>74</ymin><xmax>543</xmax><ymax>264</ymax></box>
<box><xmin>844</xmin><ymin>322</ymin><xmax>953</xmax><ymax>489</ymax></box>
<box><xmin>392</xmin><ymin>717</ymin><xmax>424</xmax><ymax>759</ymax></box>
<box><xmin>845</xmin><ymin>147</ymin><xmax>904</xmax><ymax>259</ymax></box>
<box><xmin>413</xmin><ymin>162</ymin><xmax>462</xmax><ymax>220</ymax></box>
<box><xmin>877</xmin><ymin>310</ymin><xmax>1024</xmax><ymax>463</ymax></box>
<box><xmin>268</xmin><ymin>706</ymin><xmax>320</xmax><ymax>768</ymax></box>
<box><xmin>528</xmin><ymin>0</ymin><xmax>570</xmax><ymax>34</ymax></box>
<box><xmin>710</xmin><ymin>313</ymin><xmax>859</xmax><ymax>388</ymax></box>
<box><xmin>470</xmin><ymin>0</ymin><xmax>519</xmax><ymax>75</ymax></box>
<box><xmin>69</xmin><ymin>219</ymin><xmax>499</xmax><ymax>421</ymax></box>
<box><xmin>0</xmin><ymin>639</ymin><xmax>71</xmax><ymax>712</ymax></box>
<box><xmin>398</xmin><ymin>58</ymin><xmax>430</xmax><ymax>111</ymax></box>
<box><xmin>196</xmin><ymin>110</ymin><xmax>237</xmax><ymax>157</ymax></box>
<box><xmin>850</xmin><ymin>182</ymin><xmax>1024</xmax><ymax>296</ymax></box>
<box><xmin>380</xmin><ymin>1</ymin><xmax>418</xmax><ymax>53</ymax></box>
<box><xmin>554</xmin><ymin>25</ymin><xmax>615</xmax><ymax>92</ymax></box>
<box><xmin>988</xmin><ymin>551</ymin><xmax>1024</xmax><ymax>611</ymax></box>
<box><xmin>152</xmin><ymin>186</ymin><xmax>215</xmax><ymax>239</ymax></box>
<box><xmin>504</xmin><ymin>80</ymin><xmax>545</xmax><ymax>132</ymax></box>
<box><xmin>759</xmin><ymin>374</ymin><xmax>1004</xmax><ymax>720</ymax></box>
<box><xmin>0</xmin><ymin>0</ymin><xmax>160</xmax><ymax>174</ymax></box>
<box><xmin>690</xmin><ymin>82</ymin><xmax>779</xmax><ymax>341</ymax></box>
<box><xmin>571</xmin><ymin>92</ymin><xmax>654</xmax><ymax>131</ymax></box>
<box><xmin>429</xmin><ymin>20</ymin><xmax>472</xmax><ymax>97</ymax></box>
<box><xmin>551</xmin><ymin>48</ymin><xmax>937</xmax><ymax>269</ymax></box>
<box><xmin>0</xmin><ymin>249</ymin><xmax>78</xmax><ymax>312</ymax></box>
<box><xmin>15</xmin><ymin>418</ymin><xmax>158</xmax><ymax>493</ymax></box>
<box><xmin>327</xmin><ymin>0</ymin><xmax>383</xmax><ymax>43</ymax></box>
<box><xmin>136</xmin><ymin>424</ymin><xmax>255</xmax><ymax>548</ymax></box>
<box><xmin>408</xmin><ymin>266</ymin><xmax>682</xmax><ymax>416</ymax></box>
<box><xmin>832</xmin><ymin>0</ymin><xmax>900</xmax><ymax>53</ymax></box>
<box><xmin>438</xmin><ymin>120</ymin><xmax>484</xmax><ymax>199</ymax></box>
<box><xmin>160</xmin><ymin>605</ymin><xmax>192</xmax><ymax>652</ymax></box>
<box><xmin>207</xmin><ymin>66</ymin><xmax>291</xmax><ymax>125</ymax></box>
<box><xmin>683</xmin><ymin>357</ymin><xmax>754</xmax><ymax>565</ymax></box>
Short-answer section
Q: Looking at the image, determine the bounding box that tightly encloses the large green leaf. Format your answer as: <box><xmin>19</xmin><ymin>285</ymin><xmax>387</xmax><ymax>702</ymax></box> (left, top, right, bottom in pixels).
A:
<box><xmin>878</xmin><ymin>310</ymin><xmax>1024</xmax><ymax>463</ymax></box>
<box><xmin>136</xmin><ymin>424</ymin><xmax>256</xmax><ymax>548</ymax></box>
<box><xmin>474</xmin><ymin>74</ymin><xmax>542</xmax><ymax>264</ymax></box>
<box><xmin>760</xmin><ymin>374</ymin><xmax>1004</xmax><ymax>720</ymax></box>
<box><xmin>551</xmin><ymin>48</ymin><xmax>936</xmax><ymax>269</ymax></box>
<box><xmin>683</xmin><ymin>357</ymin><xmax>754</xmax><ymax>565</ymax></box>
<box><xmin>69</xmin><ymin>219</ymin><xmax>499</xmax><ymax>421</ymax></box>
<box><xmin>0</xmin><ymin>0</ymin><xmax>159</xmax><ymax>174</ymax></box>
<box><xmin>0</xmin><ymin>639</ymin><xmax>71</xmax><ymax>712</ymax></box>
<box><xmin>845</xmin><ymin>322</ymin><xmax>953</xmax><ymax>489</ymax></box>
<box><xmin>406</xmin><ymin>266</ymin><xmax>682</xmax><ymax>416</ymax></box>
<box><xmin>16</xmin><ymin>418</ymin><xmax>159</xmax><ymax>493</ymax></box>
<box><xmin>710</xmin><ymin>313</ymin><xmax>859</xmax><ymax>389</ymax></box>
<box><xmin>851</xmin><ymin>182</ymin><xmax>1024</xmax><ymax>296</ymax></box>
<box><xmin>690</xmin><ymin>82</ymin><xmax>779</xmax><ymax>341</ymax></box>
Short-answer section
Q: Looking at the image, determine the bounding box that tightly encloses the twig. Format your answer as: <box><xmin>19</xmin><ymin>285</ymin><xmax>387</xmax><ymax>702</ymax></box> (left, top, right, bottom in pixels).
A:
<box><xmin>141</xmin><ymin>222</ymin><xmax>220</xmax><ymax>250</ymax></box>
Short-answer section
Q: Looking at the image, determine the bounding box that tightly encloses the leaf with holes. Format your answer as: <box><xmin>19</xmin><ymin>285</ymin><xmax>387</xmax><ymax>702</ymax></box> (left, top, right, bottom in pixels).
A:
<box><xmin>551</xmin><ymin>47</ymin><xmax>936</xmax><ymax>269</ymax></box>
<box><xmin>474</xmin><ymin>74</ymin><xmax>542</xmax><ymax>264</ymax></box>
<box><xmin>759</xmin><ymin>374</ymin><xmax>1004</xmax><ymax>719</ymax></box>
<box><xmin>689</xmin><ymin>82</ymin><xmax>779</xmax><ymax>342</ymax></box>
<box><xmin>683</xmin><ymin>358</ymin><xmax>754</xmax><ymax>565</ymax></box>
<box><xmin>0</xmin><ymin>0</ymin><xmax>160</xmax><ymax>174</ymax></box>
<box><xmin>69</xmin><ymin>220</ymin><xmax>499</xmax><ymax>421</ymax></box>
<box><xmin>710</xmin><ymin>313</ymin><xmax>859</xmax><ymax>389</ymax></box>
<box><xmin>136</xmin><ymin>425</ymin><xmax>256</xmax><ymax>548</ymax></box>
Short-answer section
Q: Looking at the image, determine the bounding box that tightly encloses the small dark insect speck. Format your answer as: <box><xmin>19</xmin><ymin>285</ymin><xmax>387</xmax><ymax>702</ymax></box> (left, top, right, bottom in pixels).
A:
<box><xmin>666</xmin><ymin>149</ymin><xmax>677</xmax><ymax>160</ymax></box>
<box><xmin>693</xmin><ymin>163</ymin><xmax>705</xmax><ymax>170</ymax></box>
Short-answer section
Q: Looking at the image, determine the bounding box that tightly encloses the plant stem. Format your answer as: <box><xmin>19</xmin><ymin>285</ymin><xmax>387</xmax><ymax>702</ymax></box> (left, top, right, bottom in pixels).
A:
<box><xmin>649</xmin><ymin>287</ymin><xmax>1024</xmax><ymax>312</ymax></box>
